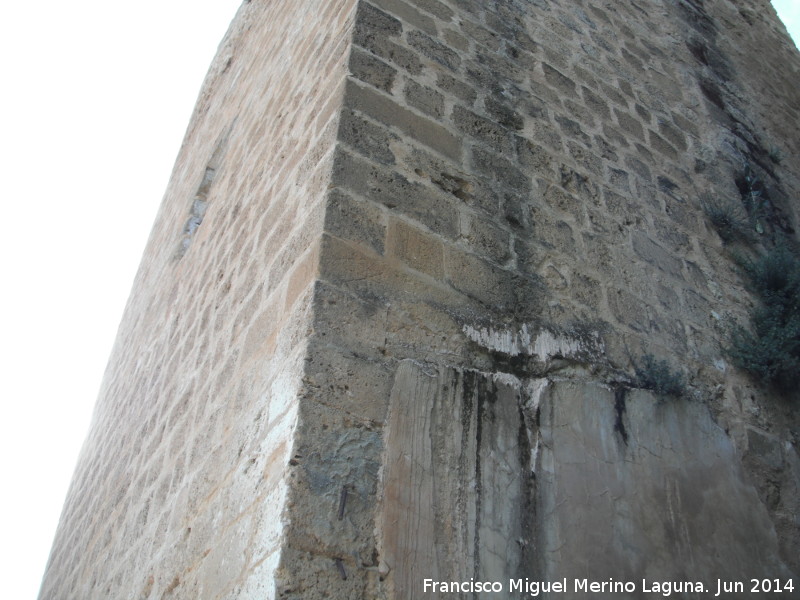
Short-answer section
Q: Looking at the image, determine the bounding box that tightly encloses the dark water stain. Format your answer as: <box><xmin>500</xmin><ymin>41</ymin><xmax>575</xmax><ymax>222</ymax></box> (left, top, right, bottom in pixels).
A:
<box><xmin>614</xmin><ymin>386</ymin><xmax>629</xmax><ymax>445</ymax></box>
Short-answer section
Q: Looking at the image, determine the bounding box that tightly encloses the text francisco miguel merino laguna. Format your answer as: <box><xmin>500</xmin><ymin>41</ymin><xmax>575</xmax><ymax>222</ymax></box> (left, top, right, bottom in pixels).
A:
<box><xmin>423</xmin><ymin>577</ymin><xmax>795</xmax><ymax>596</ymax></box>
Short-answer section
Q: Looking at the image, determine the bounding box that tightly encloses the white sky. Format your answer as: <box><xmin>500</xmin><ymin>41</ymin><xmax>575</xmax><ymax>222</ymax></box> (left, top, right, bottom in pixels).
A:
<box><xmin>0</xmin><ymin>2</ymin><xmax>797</xmax><ymax>599</ymax></box>
<box><xmin>0</xmin><ymin>2</ymin><xmax>242</xmax><ymax>598</ymax></box>
<box><xmin>774</xmin><ymin>0</ymin><xmax>800</xmax><ymax>46</ymax></box>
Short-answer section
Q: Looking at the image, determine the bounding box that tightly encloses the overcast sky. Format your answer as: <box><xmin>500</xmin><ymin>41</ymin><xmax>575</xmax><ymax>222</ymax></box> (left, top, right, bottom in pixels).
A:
<box><xmin>1</xmin><ymin>2</ymin><xmax>797</xmax><ymax>599</ymax></box>
<box><xmin>0</xmin><ymin>3</ymin><xmax>242</xmax><ymax>598</ymax></box>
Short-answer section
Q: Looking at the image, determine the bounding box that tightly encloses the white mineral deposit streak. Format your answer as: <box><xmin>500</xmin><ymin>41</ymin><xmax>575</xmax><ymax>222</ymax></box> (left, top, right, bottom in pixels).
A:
<box><xmin>524</xmin><ymin>378</ymin><xmax>549</xmax><ymax>471</ymax></box>
<box><xmin>492</xmin><ymin>371</ymin><xmax>522</xmax><ymax>388</ymax></box>
<box><xmin>462</xmin><ymin>323</ymin><xmax>530</xmax><ymax>355</ymax></box>
<box><xmin>463</xmin><ymin>324</ymin><xmax>587</xmax><ymax>361</ymax></box>
<box><xmin>531</xmin><ymin>330</ymin><xmax>581</xmax><ymax>362</ymax></box>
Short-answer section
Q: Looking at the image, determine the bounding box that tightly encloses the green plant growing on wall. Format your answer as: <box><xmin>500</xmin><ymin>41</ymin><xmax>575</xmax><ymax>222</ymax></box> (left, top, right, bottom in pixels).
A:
<box><xmin>726</xmin><ymin>242</ymin><xmax>800</xmax><ymax>389</ymax></box>
<box><xmin>741</xmin><ymin>165</ymin><xmax>767</xmax><ymax>234</ymax></box>
<box><xmin>768</xmin><ymin>146</ymin><xmax>784</xmax><ymax>164</ymax></box>
<box><xmin>634</xmin><ymin>354</ymin><xmax>685</xmax><ymax>397</ymax></box>
<box><xmin>702</xmin><ymin>195</ymin><xmax>748</xmax><ymax>244</ymax></box>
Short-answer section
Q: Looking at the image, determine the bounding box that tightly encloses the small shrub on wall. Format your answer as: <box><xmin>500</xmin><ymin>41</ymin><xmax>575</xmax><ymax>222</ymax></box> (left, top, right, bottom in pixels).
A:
<box><xmin>726</xmin><ymin>242</ymin><xmax>800</xmax><ymax>390</ymax></box>
<box><xmin>634</xmin><ymin>354</ymin><xmax>685</xmax><ymax>397</ymax></box>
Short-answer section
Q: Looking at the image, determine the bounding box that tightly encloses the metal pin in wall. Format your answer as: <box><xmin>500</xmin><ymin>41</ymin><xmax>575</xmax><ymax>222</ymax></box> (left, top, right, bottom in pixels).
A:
<box><xmin>335</xmin><ymin>558</ymin><xmax>347</xmax><ymax>580</ymax></box>
<box><xmin>337</xmin><ymin>485</ymin><xmax>348</xmax><ymax>520</ymax></box>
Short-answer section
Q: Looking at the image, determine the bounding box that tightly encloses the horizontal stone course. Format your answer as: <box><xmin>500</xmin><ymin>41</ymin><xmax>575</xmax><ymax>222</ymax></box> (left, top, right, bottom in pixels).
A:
<box><xmin>349</xmin><ymin>48</ymin><xmax>397</xmax><ymax>93</ymax></box>
<box><xmin>324</xmin><ymin>188</ymin><xmax>387</xmax><ymax>254</ymax></box>
<box><xmin>444</xmin><ymin>244</ymin><xmax>543</xmax><ymax>314</ymax></box>
<box><xmin>608</xmin><ymin>286</ymin><xmax>650</xmax><ymax>332</ymax></box>
<box><xmin>566</xmin><ymin>141</ymin><xmax>602</xmax><ymax>176</ymax></box>
<box><xmin>484</xmin><ymin>95</ymin><xmax>524</xmax><ymax>131</ymax></box>
<box><xmin>614</xmin><ymin>107</ymin><xmax>644</xmax><ymax>140</ymax></box>
<box><xmin>344</xmin><ymin>79</ymin><xmax>461</xmax><ymax>160</ymax></box>
<box><xmin>404</xmin><ymin>79</ymin><xmax>445</xmax><ymax>118</ymax></box>
<box><xmin>470</xmin><ymin>146</ymin><xmax>531</xmax><ymax>192</ymax></box>
<box><xmin>581</xmin><ymin>85</ymin><xmax>611</xmax><ymax>120</ymax></box>
<box><xmin>353</xmin><ymin>3</ymin><xmax>424</xmax><ymax>75</ymax></box>
<box><xmin>386</xmin><ymin>216</ymin><xmax>445</xmax><ymax>278</ymax></box>
<box><xmin>331</xmin><ymin>148</ymin><xmax>460</xmax><ymax>239</ymax></box>
<box><xmin>318</xmin><ymin>234</ymin><xmax>474</xmax><ymax>314</ymax></box>
<box><xmin>407</xmin><ymin>0</ymin><xmax>454</xmax><ymax>20</ymax></box>
<box><xmin>304</xmin><ymin>346</ymin><xmax>393</xmax><ymax>423</ymax></box>
<box><xmin>564</xmin><ymin>99</ymin><xmax>597</xmax><ymax>129</ymax></box>
<box><xmin>542</xmin><ymin>63</ymin><xmax>577</xmax><ymax>96</ymax></box>
<box><xmin>443</xmin><ymin>28</ymin><xmax>469</xmax><ymax>51</ymax></box>
<box><xmin>635</xmin><ymin>102</ymin><xmax>652</xmax><ymax>124</ymax></box>
<box><xmin>648</xmin><ymin>128</ymin><xmax>679</xmax><ymax>159</ymax></box>
<box><xmin>452</xmin><ymin>105</ymin><xmax>515</xmax><ymax>154</ymax></box>
<box><xmin>407</xmin><ymin>30</ymin><xmax>461</xmax><ymax>71</ymax></box>
<box><xmin>338</xmin><ymin>107</ymin><xmax>398</xmax><ymax>165</ymax></box>
<box><xmin>460</xmin><ymin>18</ymin><xmax>501</xmax><ymax>51</ymax></box>
<box><xmin>462</xmin><ymin>212</ymin><xmax>511</xmax><ymax>264</ymax></box>
<box><xmin>631</xmin><ymin>230</ymin><xmax>683</xmax><ymax>279</ymax></box>
<box><xmin>516</xmin><ymin>137</ymin><xmax>556</xmax><ymax>179</ymax></box>
<box><xmin>369</xmin><ymin>0</ymin><xmax>437</xmax><ymax>35</ymax></box>
<box><xmin>555</xmin><ymin>114</ymin><xmax>592</xmax><ymax>146</ymax></box>
<box><xmin>624</xmin><ymin>154</ymin><xmax>652</xmax><ymax>183</ymax></box>
<box><xmin>355</xmin><ymin>1</ymin><xmax>402</xmax><ymax>37</ymax></box>
<box><xmin>436</xmin><ymin>71</ymin><xmax>476</xmax><ymax>104</ymax></box>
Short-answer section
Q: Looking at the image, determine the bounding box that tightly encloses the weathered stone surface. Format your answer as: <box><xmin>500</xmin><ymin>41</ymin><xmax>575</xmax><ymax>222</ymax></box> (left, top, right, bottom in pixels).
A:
<box><xmin>535</xmin><ymin>381</ymin><xmax>795</xmax><ymax>591</ymax></box>
<box><xmin>338</xmin><ymin>108</ymin><xmax>397</xmax><ymax>165</ymax></box>
<box><xmin>386</xmin><ymin>217</ymin><xmax>445</xmax><ymax>279</ymax></box>
<box><xmin>407</xmin><ymin>30</ymin><xmax>461</xmax><ymax>71</ymax></box>
<box><xmin>407</xmin><ymin>0</ymin><xmax>453</xmax><ymax>21</ymax></box>
<box><xmin>353</xmin><ymin>2</ymin><xmax>423</xmax><ymax>75</ymax></box>
<box><xmin>41</xmin><ymin>0</ymin><xmax>800</xmax><ymax>598</ymax></box>
<box><xmin>470</xmin><ymin>146</ymin><xmax>530</xmax><ymax>192</ymax></box>
<box><xmin>436</xmin><ymin>72</ymin><xmax>477</xmax><ymax>104</ymax></box>
<box><xmin>331</xmin><ymin>148</ymin><xmax>459</xmax><ymax>238</ymax></box>
<box><xmin>378</xmin><ymin>362</ymin><xmax>529</xmax><ymax>598</ymax></box>
<box><xmin>324</xmin><ymin>188</ymin><xmax>386</xmax><ymax>254</ymax></box>
<box><xmin>39</xmin><ymin>1</ymin><xmax>361</xmax><ymax>597</ymax></box>
<box><xmin>348</xmin><ymin>47</ymin><xmax>397</xmax><ymax>93</ymax></box>
<box><xmin>369</xmin><ymin>0</ymin><xmax>437</xmax><ymax>35</ymax></box>
<box><xmin>631</xmin><ymin>230</ymin><xmax>683</xmax><ymax>279</ymax></box>
<box><xmin>452</xmin><ymin>105</ymin><xmax>515</xmax><ymax>154</ymax></box>
<box><xmin>403</xmin><ymin>79</ymin><xmax>444</xmax><ymax>118</ymax></box>
<box><xmin>542</xmin><ymin>62</ymin><xmax>577</xmax><ymax>96</ymax></box>
<box><xmin>374</xmin><ymin>374</ymin><xmax>795</xmax><ymax>598</ymax></box>
<box><xmin>344</xmin><ymin>80</ymin><xmax>461</xmax><ymax>160</ymax></box>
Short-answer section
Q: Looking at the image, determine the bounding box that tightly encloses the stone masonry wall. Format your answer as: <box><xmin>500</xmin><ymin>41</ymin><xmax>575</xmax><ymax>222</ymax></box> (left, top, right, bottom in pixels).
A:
<box><xmin>288</xmin><ymin>0</ymin><xmax>800</xmax><ymax>596</ymax></box>
<box><xmin>38</xmin><ymin>1</ymin><xmax>358</xmax><ymax>598</ymax></box>
<box><xmin>42</xmin><ymin>0</ymin><xmax>800</xmax><ymax>598</ymax></box>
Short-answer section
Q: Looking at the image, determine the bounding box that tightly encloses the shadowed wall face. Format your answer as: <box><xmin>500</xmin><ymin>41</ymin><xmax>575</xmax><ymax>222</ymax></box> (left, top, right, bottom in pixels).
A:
<box><xmin>41</xmin><ymin>0</ymin><xmax>800</xmax><ymax>598</ymax></box>
<box><xmin>296</xmin><ymin>0</ymin><xmax>799</xmax><ymax>595</ymax></box>
<box><xmin>376</xmin><ymin>371</ymin><xmax>792</xmax><ymax>599</ymax></box>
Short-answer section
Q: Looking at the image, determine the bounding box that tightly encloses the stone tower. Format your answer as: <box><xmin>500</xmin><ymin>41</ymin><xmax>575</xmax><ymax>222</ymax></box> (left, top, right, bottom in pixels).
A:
<box><xmin>40</xmin><ymin>0</ymin><xmax>799</xmax><ymax>598</ymax></box>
